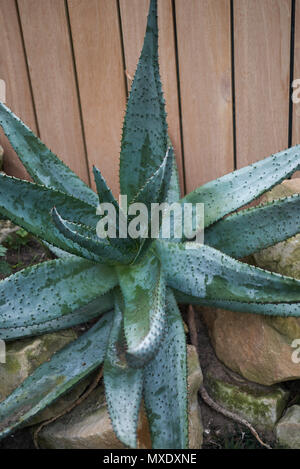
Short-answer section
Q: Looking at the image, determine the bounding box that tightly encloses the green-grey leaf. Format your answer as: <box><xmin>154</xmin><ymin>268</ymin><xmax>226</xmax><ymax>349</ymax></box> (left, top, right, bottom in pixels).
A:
<box><xmin>144</xmin><ymin>288</ymin><xmax>188</xmax><ymax>449</ymax></box>
<box><xmin>42</xmin><ymin>241</ymin><xmax>77</xmax><ymax>259</ymax></box>
<box><xmin>205</xmin><ymin>194</ymin><xmax>300</xmax><ymax>258</ymax></box>
<box><xmin>0</xmin><ymin>174</ymin><xmax>103</xmax><ymax>261</ymax></box>
<box><xmin>166</xmin><ymin>156</ymin><xmax>181</xmax><ymax>204</ymax></box>
<box><xmin>1</xmin><ymin>293</ymin><xmax>113</xmax><ymax>341</ymax></box>
<box><xmin>129</xmin><ymin>147</ymin><xmax>174</xmax><ymax>263</ymax></box>
<box><xmin>0</xmin><ymin>257</ymin><xmax>117</xmax><ymax>340</ymax></box>
<box><xmin>119</xmin><ymin>0</ymin><xmax>168</xmax><ymax>201</ymax></box>
<box><xmin>0</xmin><ymin>312</ymin><xmax>113</xmax><ymax>439</ymax></box>
<box><xmin>93</xmin><ymin>166</ymin><xmax>138</xmax><ymax>254</ymax></box>
<box><xmin>131</xmin><ymin>147</ymin><xmax>174</xmax><ymax>210</ymax></box>
<box><xmin>103</xmin><ymin>291</ymin><xmax>143</xmax><ymax>448</ymax></box>
<box><xmin>117</xmin><ymin>252</ymin><xmax>167</xmax><ymax>367</ymax></box>
<box><xmin>0</xmin><ymin>102</ymin><xmax>97</xmax><ymax>207</ymax></box>
<box><xmin>174</xmin><ymin>290</ymin><xmax>300</xmax><ymax>318</ymax></box>
<box><xmin>93</xmin><ymin>166</ymin><xmax>119</xmax><ymax>207</ymax></box>
<box><xmin>155</xmin><ymin>241</ymin><xmax>300</xmax><ymax>308</ymax></box>
<box><xmin>51</xmin><ymin>208</ymin><xmax>134</xmax><ymax>264</ymax></box>
<box><xmin>181</xmin><ymin>145</ymin><xmax>300</xmax><ymax>228</ymax></box>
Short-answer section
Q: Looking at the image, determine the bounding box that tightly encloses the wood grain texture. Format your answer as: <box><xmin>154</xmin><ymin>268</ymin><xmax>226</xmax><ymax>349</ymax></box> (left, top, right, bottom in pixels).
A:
<box><xmin>175</xmin><ymin>0</ymin><xmax>234</xmax><ymax>193</ymax></box>
<box><xmin>234</xmin><ymin>0</ymin><xmax>291</xmax><ymax>168</ymax></box>
<box><xmin>0</xmin><ymin>0</ymin><xmax>36</xmax><ymax>179</ymax></box>
<box><xmin>68</xmin><ymin>0</ymin><xmax>126</xmax><ymax>197</ymax></box>
<box><xmin>120</xmin><ymin>0</ymin><xmax>184</xmax><ymax>194</ymax></box>
<box><xmin>17</xmin><ymin>0</ymin><xmax>89</xmax><ymax>184</ymax></box>
<box><xmin>293</xmin><ymin>0</ymin><xmax>300</xmax><ymax>145</ymax></box>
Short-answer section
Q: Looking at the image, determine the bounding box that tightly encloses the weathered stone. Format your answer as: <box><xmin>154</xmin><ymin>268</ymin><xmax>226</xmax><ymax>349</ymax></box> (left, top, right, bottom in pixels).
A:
<box><xmin>202</xmin><ymin>307</ymin><xmax>300</xmax><ymax>386</ymax></box>
<box><xmin>0</xmin><ymin>330</ymin><xmax>89</xmax><ymax>426</ymax></box>
<box><xmin>202</xmin><ymin>179</ymin><xmax>300</xmax><ymax>386</ymax></box>
<box><xmin>275</xmin><ymin>405</ymin><xmax>300</xmax><ymax>449</ymax></box>
<box><xmin>206</xmin><ymin>368</ymin><xmax>289</xmax><ymax>432</ymax></box>
<box><xmin>0</xmin><ymin>220</ymin><xmax>19</xmax><ymax>243</ymax></box>
<box><xmin>38</xmin><ymin>345</ymin><xmax>203</xmax><ymax>449</ymax></box>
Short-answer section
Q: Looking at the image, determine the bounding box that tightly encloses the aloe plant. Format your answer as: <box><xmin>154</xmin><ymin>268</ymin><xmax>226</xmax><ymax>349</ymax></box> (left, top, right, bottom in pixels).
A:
<box><xmin>0</xmin><ymin>0</ymin><xmax>300</xmax><ymax>449</ymax></box>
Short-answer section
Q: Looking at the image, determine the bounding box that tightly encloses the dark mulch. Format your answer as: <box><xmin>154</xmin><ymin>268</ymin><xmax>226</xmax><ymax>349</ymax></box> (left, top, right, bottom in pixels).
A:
<box><xmin>0</xmin><ymin>429</ymin><xmax>35</xmax><ymax>449</ymax></box>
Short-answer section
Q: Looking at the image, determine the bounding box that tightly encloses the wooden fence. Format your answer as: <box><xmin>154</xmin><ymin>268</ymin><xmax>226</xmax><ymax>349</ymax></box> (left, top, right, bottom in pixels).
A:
<box><xmin>0</xmin><ymin>0</ymin><xmax>299</xmax><ymax>197</ymax></box>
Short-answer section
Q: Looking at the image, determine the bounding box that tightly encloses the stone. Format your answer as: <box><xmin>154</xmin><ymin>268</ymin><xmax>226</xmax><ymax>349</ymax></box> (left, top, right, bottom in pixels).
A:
<box><xmin>0</xmin><ymin>330</ymin><xmax>89</xmax><ymax>426</ymax></box>
<box><xmin>197</xmin><ymin>314</ymin><xmax>288</xmax><ymax>441</ymax></box>
<box><xmin>0</xmin><ymin>220</ymin><xmax>19</xmax><ymax>243</ymax></box>
<box><xmin>202</xmin><ymin>179</ymin><xmax>300</xmax><ymax>386</ymax></box>
<box><xmin>206</xmin><ymin>368</ymin><xmax>289</xmax><ymax>432</ymax></box>
<box><xmin>38</xmin><ymin>345</ymin><xmax>203</xmax><ymax>449</ymax></box>
<box><xmin>275</xmin><ymin>405</ymin><xmax>300</xmax><ymax>449</ymax></box>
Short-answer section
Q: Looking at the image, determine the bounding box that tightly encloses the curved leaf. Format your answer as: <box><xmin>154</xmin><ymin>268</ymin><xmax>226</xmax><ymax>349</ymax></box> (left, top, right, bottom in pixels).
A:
<box><xmin>181</xmin><ymin>145</ymin><xmax>300</xmax><ymax>228</ymax></box>
<box><xmin>0</xmin><ymin>174</ymin><xmax>103</xmax><ymax>261</ymax></box>
<box><xmin>117</xmin><ymin>252</ymin><xmax>167</xmax><ymax>367</ymax></box>
<box><xmin>155</xmin><ymin>241</ymin><xmax>300</xmax><ymax>307</ymax></box>
<box><xmin>52</xmin><ymin>208</ymin><xmax>134</xmax><ymax>264</ymax></box>
<box><xmin>1</xmin><ymin>293</ymin><xmax>114</xmax><ymax>341</ymax></box>
<box><xmin>166</xmin><ymin>156</ymin><xmax>181</xmax><ymax>204</ymax></box>
<box><xmin>129</xmin><ymin>148</ymin><xmax>174</xmax><ymax>263</ymax></box>
<box><xmin>42</xmin><ymin>241</ymin><xmax>76</xmax><ymax>259</ymax></box>
<box><xmin>103</xmin><ymin>291</ymin><xmax>143</xmax><ymax>448</ymax></box>
<box><xmin>93</xmin><ymin>166</ymin><xmax>119</xmax><ymax>207</ymax></box>
<box><xmin>174</xmin><ymin>290</ymin><xmax>300</xmax><ymax>318</ymax></box>
<box><xmin>0</xmin><ymin>257</ymin><xmax>117</xmax><ymax>339</ymax></box>
<box><xmin>0</xmin><ymin>102</ymin><xmax>97</xmax><ymax>207</ymax></box>
<box><xmin>144</xmin><ymin>289</ymin><xmax>188</xmax><ymax>449</ymax></box>
<box><xmin>119</xmin><ymin>0</ymin><xmax>168</xmax><ymax>201</ymax></box>
<box><xmin>93</xmin><ymin>166</ymin><xmax>138</xmax><ymax>254</ymax></box>
<box><xmin>0</xmin><ymin>312</ymin><xmax>113</xmax><ymax>440</ymax></box>
<box><xmin>205</xmin><ymin>194</ymin><xmax>300</xmax><ymax>258</ymax></box>
<box><xmin>131</xmin><ymin>147</ymin><xmax>173</xmax><ymax>209</ymax></box>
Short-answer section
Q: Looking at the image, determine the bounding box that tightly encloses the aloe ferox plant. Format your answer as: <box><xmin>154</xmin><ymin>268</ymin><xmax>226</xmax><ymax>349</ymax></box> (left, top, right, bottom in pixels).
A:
<box><xmin>0</xmin><ymin>0</ymin><xmax>300</xmax><ymax>449</ymax></box>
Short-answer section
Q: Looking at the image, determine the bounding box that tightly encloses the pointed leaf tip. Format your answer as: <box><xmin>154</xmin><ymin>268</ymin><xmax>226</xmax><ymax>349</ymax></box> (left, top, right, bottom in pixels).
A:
<box><xmin>119</xmin><ymin>0</ymin><xmax>167</xmax><ymax>201</ymax></box>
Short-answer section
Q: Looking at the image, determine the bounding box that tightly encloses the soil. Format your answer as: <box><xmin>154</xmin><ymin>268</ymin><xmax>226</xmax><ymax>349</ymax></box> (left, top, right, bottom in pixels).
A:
<box><xmin>1</xmin><ymin>238</ymin><xmax>52</xmax><ymax>277</ymax></box>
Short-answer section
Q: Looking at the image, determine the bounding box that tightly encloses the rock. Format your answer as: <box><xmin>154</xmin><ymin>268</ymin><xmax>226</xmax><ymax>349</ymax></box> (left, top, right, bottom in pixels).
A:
<box><xmin>197</xmin><ymin>315</ymin><xmax>287</xmax><ymax>442</ymax></box>
<box><xmin>38</xmin><ymin>345</ymin><xmax>203</xmax><ymax>449</ymax></box>
<box><xmin>0</xmin><ymin>330</ymin><xmax>89</xmax><ymax>426</ymax></box>
<box><xmin>0</xmin><ymin>220</ymin><xmax>19</xmax><ymax>243</ymax></box>
<box><xmin>206</xmin><ymin>368</ymin><xmax>289</xmax><ymax>432</ymax></box>
<box><xmin>275</xmin><ymin>405</ymin><xmax>300</xmax><ymax>448</ymax></box>
<box><xmin>202</xmin><ymin>308</ymin><xmax>300</xmax><ymax>386</ymax></box>
<box><xmin>202</xmin><ymin>179</ymin><xmax>300</xmax><ymax>386</ymax></box>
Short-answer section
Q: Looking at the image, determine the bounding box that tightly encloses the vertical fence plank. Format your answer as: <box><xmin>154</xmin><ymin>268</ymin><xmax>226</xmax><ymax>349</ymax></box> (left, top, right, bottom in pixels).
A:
<box><xmin>293</xmin><ymin>0</ymin><xmax>300</xmax><ymax>150</ymax></box>
<box><xmin>175</xmin><ymin>0</ymin><xmax>234</xmax><ymax>193</ymax></box>
<box><xmin>234</xmin><ymin>0</ymin><xmax>291</xmax><ymax>169</ymax></box>
<box><xmin>293</xmin><ymin>0</ymin><xmax>300</xmax><ymax>178</ymax></box>
<box><xmin>68</xmin><ymin>0</ymin><xmax>126</xmax><ymax>197</ymax></box>
<box><xmin>119</xmin><ymin>0</ymin><xmax>184</xmax><ymax>194</ymax></box>
<box><xmin>17</xmin><ymin>0</ymin><xmax>90</xmax><ymax>184</ymax></box>
<box><xmin>0</xmin><ymin>0</ymin><xmax>36</xmax><ymax>180</ymax></box>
